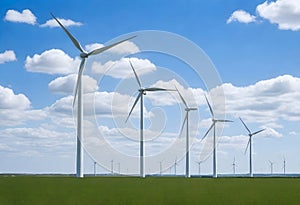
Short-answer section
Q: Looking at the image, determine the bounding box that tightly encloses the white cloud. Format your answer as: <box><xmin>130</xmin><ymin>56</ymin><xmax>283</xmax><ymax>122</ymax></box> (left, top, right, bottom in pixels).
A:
<box><xmin>0</xmin><ymin>85</ymin><xmax>30</xmax><ymax>110</ymax></box>
<box><xmin>257</xmin><ymin>0</ymin><xmax>300</xmax><ymax>31</ymax></box>
<box><xmin>40</xmin><ymin>18</ymin><xmax>82</xmax><ymax>28</ymax></box>
<box><xmin>0</xmin><ymin>127</ymin><xmax>74</xmax><ymax>156</ymax></box>
<box><xmin>25</xmin><ymin>49</ymin><xmax>80</xmax><ymax>74</ymax></box>
<box><xmin>48</xmin><ymin>74</ymin><xmax>99</xmax><ymax>94</ymax></box>
<box><xmin>85</xmin><ymin>41</ymin><xmax>139</xmax><ymax>55</ymax></box>
<box><xmin>212</xmin><ymin>75</ymin><xmax>300</xmax><ymax>123</ymax></box>
<box><xmin>0</xmin><ymin>50</ymin><xmax>16</xmax><ymax>64</ymax></box>
<box><xmin>227</xmin><ymin>10</ymin><xmax>256</xmax><ymax>24</ymax></box>
<box><xmin>4</xmin><ymin>9</ymin><xmax>37</xmax><ymax>25</ymax></box>
<box><xmin>92</xmin><ymin>57</ymin><xmax>156</xmax><ymax>79</ymax></box>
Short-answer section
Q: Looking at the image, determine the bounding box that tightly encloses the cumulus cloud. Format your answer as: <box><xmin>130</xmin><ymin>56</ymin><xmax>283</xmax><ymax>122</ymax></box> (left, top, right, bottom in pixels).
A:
<box><xmin>85</xmin><ymin>41</ymin><xmax>139</xmax><ymax>55</ymax></box>
<box><xmin>227</xmin><ymin>10</ymin><xmax>256</xmax><ymax>24</ymax></box>
<box><xmin>0</xmin><ymin>85</ymin><xmax>30</xmax><ymax>110</ymax></box>
<box><xmin>40</xmin><ymin>18</ymin><xmax>82</xmax><ymax>28</ymax></box>
<box><xmin>25</xmin><ymin>49</ymin><xmax>80</xmax><ymax>74</ymax></box>
<box><xmin>256</xmin><ymin>0</ymin><xmax>300</xmax><ymax>31</ymax></box>
<box><xmin>0</xmin><ymin>86</ymin><xmax>47</xmax><ymax>126</ymax></box>
<box><xmin>4</xmin><ymin>9</ymin><xmax>37</xmax><ymax>25</ymax></box>
<box><xmin>92</xmin><ymin>57</ymin><xmax>156</xmax><ymax>79</ymax></box>
<box><xmin>0</xmin><ymin>127</ymin><xmax>74</xmax><ymax>156</ymax></box>
<box><xmin>0</xmin><ymin>50</ymin><xmax>16</xmax><ymax>64</ymax></box>
<box><xmin>211</xmin><ymin>75</ymin><xmax>300</xmax><ymax>123</ymax></box>
<box><xmin>48</xmin><ymin>74</ymin><xmax>99</xmax><ymax>94</ymax></box>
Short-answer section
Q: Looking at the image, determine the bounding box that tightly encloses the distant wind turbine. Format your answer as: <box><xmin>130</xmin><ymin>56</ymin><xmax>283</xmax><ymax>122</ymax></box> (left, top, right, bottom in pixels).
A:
<box><xmin>174</xmin><ymin>157</ymin><xmax>178</xmax><ymax>176</ymax></box>
<box><xmin>283</xmin><ymin>156</ymin><xmax>286</xmax><ymax>175</ymax></box>
<box><xmin>269</xmin><ymin>160</ymin><xmax>274</xmax><ymax>175</ymax></box>
<box><xmin>232</xmin><ymin>157</ymin><xmax>237</xmax><ymax>175</ymax></box>
<box><xmin>176</xmin><ymin>87</ymin><xmax>197</xmax><ymax>178</ymax></box>
<box><xmin>94</xmin><ymin>161</ymin><xmax>97</xmax><ymax>176</ymax></box>
<box><xmin>201</xmin><ymin>95</ymin><xmax>233</xmax><ymax>178</ymax></box>
<box><xmin>111</xmin><ymin>160</ymin><xmax>114</xmax><ymax>175</ymax></box>
<box><xmin>158</xmin><ymin>160</ymin><xmax>164</xmax><ymax>176</ymax></box>
<box><xmin>239</xmin><ymin>117</ymin><xmax>265</xmax><ymax>177</ymax></box>
<box><xmin>125</xmin><ymin>59</ymin><xmax>174</xmax><ymax>178</ymax></box>
<box><xmin>51</xmin><ymin>13</ymin><xmax>136</xmax><ymax>178</ymax></box>
<box><xmin>195</xmin><ymin>160</ymin><xmax>204</xmax><ymax>176</ymax></box>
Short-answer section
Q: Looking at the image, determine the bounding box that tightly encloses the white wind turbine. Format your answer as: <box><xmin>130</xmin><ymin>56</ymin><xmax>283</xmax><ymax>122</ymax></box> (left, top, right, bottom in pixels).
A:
<box><xmin>283</xmin><ymin>156</ymin><xmax>286</xmax><ymax>175</ymax></box>
<box><xmin>195</xmin><ymin>160</ymin><xmax>204</xmax><ymax>176</ymax></box>
<box><xmin>239</xmin><ymin>117</ymin><xmax>265</xmax><ymax>177</ymax></box>
<box><xmin>201</xmin><ymin>95</ymin><xmax>233</xmax><ymax>178</ymax></box>
<box><xmin>176</xmin><ymin>87</ymin><xmax>197</xmax><ymax>178</ymax></box>
<box><xmin>269</xmin><ymin>160</ymin><xmax>274</xmax><ymax>175</ymax></box>
<box><xmin>51</xmin><ymin>13</ymin><xmax>135</xmax><ymax>178</ymax></box>
<box><xmin>125</xmin><ymin>59</ymin><xmax>174</xmax><ymax>178</ymax></box>
<box><xmin>232</xmin><ymin>157</ymin><xmax>237</xmax><ymax>175</ymax></box>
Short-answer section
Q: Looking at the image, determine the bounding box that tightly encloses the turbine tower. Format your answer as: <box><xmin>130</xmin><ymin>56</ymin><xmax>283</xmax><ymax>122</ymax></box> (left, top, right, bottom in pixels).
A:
<box><xmin>125</xmin><ymin>59</ymin><xmax>174</xmax><ymax>178</ymax></box>
<box><xmin>283</xmin><ymin>156</ymin><xmax>286</xmax><ymax>175</ymax></box>
<box><xmin>232</xmin><ymin>157</ymin><xmax>237</xmax><ymax>175</ymax></box>
<box><xmin>201</xmin><ymin>95</ymin><xmax>232</xmax><ymax>178</ymax></box>
<box><xmin>176</xmin><ymin>87</ymin><xmax>197</xmax><ymax>178</ymax></box>
<box><xmin>174</xmin><ymin>157</ymin><xmax>178</xmax><ymax>175</ymax></box>
<box><xmin>269</xmin><ymin>160</ymin><xmax>274</xmax><ymax>175</ymax></box>
<box><xmin>239</xmin><ymin>117</ymin><xmax>265</xmax><ymax>177</ymax></box>
<box><xmin>195</xmin><ymin>160</ymin><xmax>203</xmax><ymax>176</ymax></box>
<box><xmin>51</xmin><ymin>13</ymin><xmax>135</xmax><ymax>178</ymax></box>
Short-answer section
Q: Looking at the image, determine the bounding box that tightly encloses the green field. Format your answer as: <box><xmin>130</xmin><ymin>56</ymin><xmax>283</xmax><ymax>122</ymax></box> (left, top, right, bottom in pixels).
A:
<box><xmin>1</xmin><ymin>176</ymin><xmax>300</xmax><ymax>205</ymax></box>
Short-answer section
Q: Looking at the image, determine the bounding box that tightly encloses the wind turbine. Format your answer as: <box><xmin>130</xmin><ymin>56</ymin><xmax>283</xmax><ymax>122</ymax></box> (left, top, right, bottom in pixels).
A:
<box><xmin>51</xmin><ymin>13</ymin><xmax>136</xmax><ymax>178</ymax></box>
<box><xmin>125</xmin><ymin>59</ymin><xmax>174</xmax><ymax>178</ymax></box>
<box><xmin>239</xmin><ymin>117</ymin><xmax>265</xmax><ymax>177</ymax></box>
<box><xmin>283</xmin><ymin>156</ymin><xmax>286</xmax><ymax>175</ymax></box>
<box><xmin>174</xmin><ymin>157</ymin><xmax>178</xmax><ymax>176</ymax></box>
<box><xmin>269</xmin><ymin>160</ymin><xmax>274</xmax><ymax>175</ymax></box>
<box><xmin>195</xmin><ymin>160</ymin><xmax>203</xmax><ymax>176</ymax></box>
<box><xmin>201</xmin><ymin>95</ymin><xmax>233</xmax><ymax>178</ymax></box>
<box><xmin>94</xmin><ymin>161</ymin><xmax>97</xmax><ymax>176</ymax></box>
<box><xmin>232</xmin><ymin>157</ymin><xmax>237</xmax><ymax>175</ymax></box>
<box><xmin>111</xmin><ymin>160</ymin><xmax>114</xmax><ymax>175</ymax></box>
<box><xmin>176</xmin><ymin>87</ymin><xmax>197</xmax><ymax>178</ymax></box>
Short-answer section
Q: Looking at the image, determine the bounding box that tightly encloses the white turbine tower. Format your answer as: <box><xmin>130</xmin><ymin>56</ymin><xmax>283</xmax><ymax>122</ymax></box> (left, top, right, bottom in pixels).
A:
<box><xmin>51</xmin><ymin>13</ymin><xmax>135</xmax><ymax>178</ymax></box>
<box><xmin>239</xmin><ymin>117</ymin><xmax>265</xmax><ymax>177</ymax></box>
<box><xmin>283</xmin><ymin>156</ymin><xmax>286</xmax><ymax>175</ymax></box>
<box><xmin>195</xmin><ymin>160</ymin><xmax>203</xmax><ymax>176</ymax></box>
<box><xmin>269</xmin><ymin>160</ymin><xmax>274</xmax><ymax>175</ymax></box>
<box><xmin>174</xmin><ymin>157</ymin><xmax>178</xmax><ymax>176</ymax></box>
<box><xmin>232</xmin><ymin>157</ymin><xmax>237</xmax><ymax>175</ymax></box>
<box><xmin>176</xmin><ymin>87</ymin><xmax>197</xmax><ymax>178</ymax></box>
<box><xmin>125</xmin><ymin>59</ymin><xmax>174</xmax><ymax>178</ymax></box>
<box><xmin>201</xmin><ymin>95</ymin><xmax>232</xmax><ymax>178</ymax></box>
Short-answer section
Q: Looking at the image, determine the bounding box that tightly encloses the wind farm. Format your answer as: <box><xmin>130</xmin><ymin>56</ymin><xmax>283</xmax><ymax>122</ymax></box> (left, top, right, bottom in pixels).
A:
<box><xmin>2</xmin><ymin>0</ymin><xmax>300</xmax><ymax>204</ymax></box>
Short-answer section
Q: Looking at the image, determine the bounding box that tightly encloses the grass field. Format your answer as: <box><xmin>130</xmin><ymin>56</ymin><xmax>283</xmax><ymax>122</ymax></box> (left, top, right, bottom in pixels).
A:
<box><xmin>1</xmin><ymin>176</ymin><xmax>300</xmax><ymax>205</ymax></box>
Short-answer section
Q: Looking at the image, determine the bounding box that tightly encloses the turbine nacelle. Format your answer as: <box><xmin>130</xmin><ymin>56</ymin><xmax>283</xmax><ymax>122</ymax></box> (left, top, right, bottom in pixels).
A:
<box><xmin>185</xmin><ymin>107</ymin><xmax>197</xmax><ymax>111</ymax></box>
<box><xmin>80</xmin><ymin>52</ymin><xmax>89</xmax><ymax>58</ymax></box>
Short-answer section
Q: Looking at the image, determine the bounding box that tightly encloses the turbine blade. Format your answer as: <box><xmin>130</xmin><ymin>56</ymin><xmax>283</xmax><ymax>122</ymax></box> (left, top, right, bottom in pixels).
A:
<box><xmin>51</xmin><ymin>13</ymin><xmax>84</xmax><ymax>53</ymax></box>
<box><xmin>252</xmin><ymin>129</ymin><xmax>265</xmax><ymax>136</ymax></box>
<box><xmin>144</xmin><ymin>87</ymin><xmax>175</xmax><ymax>92</ymax></box>
<box><xmin>216</xmin><ymin>119</ymin><xmax>233</xmax><ymax>122</ymax></box>
<box><xmin>204</xmin><ymin>95</ymin><xmax>214</xmax><ymax>118</ymax></box>
<box><xmin>129</xmin><ymin>59</ymin><xmax>142</xmax><ymax>88</ymax></box>
<box><xmin>73</xmin><ymin>58</ymin><xmax>86</xmax><ymax>107</ymax></box>
<box><xmin>239</xmin><ymin>117</ymin><xmax>251</xmax><ymax>134</ymax></box>
<box><xmin>244</xmin><ymin>137</ymin><xmax>250</xmax><ymax>155</ymax></box>
<box><xmin>201</xmin><ymin>123</ymin><xmax>214</xmax><ymax>141</ymax></box>
<box><xmin>125</xmin><ymin>92</ymin><xmax>142</xmax><ymax>123</ymax></box>
<box><xmin>179</xmin><ymin>113</ymin><xmax>188</xmax><ymax>136</ymax></box>
<box><xmin>175</xmin><ymin>86</ymin><xmax>188</xmax><ymax>108</ymax></box>
<box><xmin>88</xmin><ymin>36</ymin><xmax>136</xmax><ymax>56</ymax></box>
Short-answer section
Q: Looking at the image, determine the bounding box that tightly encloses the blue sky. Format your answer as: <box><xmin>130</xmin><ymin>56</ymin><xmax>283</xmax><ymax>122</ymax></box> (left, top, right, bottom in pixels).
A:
<box><xmin>1</xmin><ymin>0</ymin><xmax>300</xmax><ymax>175</ymax></box>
